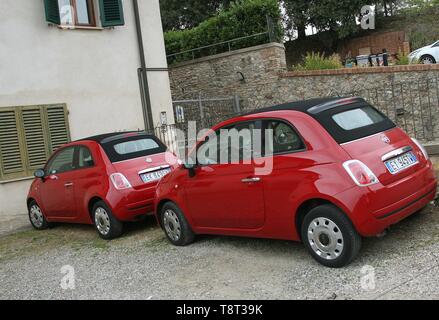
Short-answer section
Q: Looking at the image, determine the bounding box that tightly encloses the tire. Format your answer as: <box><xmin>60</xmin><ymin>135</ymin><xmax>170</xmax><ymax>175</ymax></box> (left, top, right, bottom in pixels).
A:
<box><xmin>301</xmin><ymin>204</ymin><xmax>361</xmax><ymax>268</ymax></box>
<box><xmin>92</xmin><ymin>201</ymin><xmax>123</xmax><ymax>240</ymax></box>
<box><xmin>160</xmin><ymin>202</ymin><xmax>195</xmax><ymax>246</ymax></box>
<box><xmin>28</xmin><ymin>200</ymin><xmax>51</xmax><ymax>230</ymax></box>
<box><xmin>420</xmin><ymin>55</ymin><xmax>436</xmax><ymax>64</ymax></box>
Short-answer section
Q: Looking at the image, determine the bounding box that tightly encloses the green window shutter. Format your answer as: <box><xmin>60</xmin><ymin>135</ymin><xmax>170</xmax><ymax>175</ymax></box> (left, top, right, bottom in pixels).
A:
<box><xmin>22</xmin><ymin>107</ymin><xmax>50</xmax><ymax>172</ymax></box>
<box><xmin>99</xmin><ymin>0</ymin><xmax>125</xmax><ymax>27</ymax></box>
<box><xmin>45</xmin><ymin>104</ymin><xmax>71</xmax><ymax>153</ymax></box>
<box><xmin>44</xmin><ymin>0</ymin><xmax>61</xmax><ymax>25</ymax></box>
<box><xmin>0</xmin><ymin>109</ymin><xmax>26</xmax><ymax>179</ymax></box>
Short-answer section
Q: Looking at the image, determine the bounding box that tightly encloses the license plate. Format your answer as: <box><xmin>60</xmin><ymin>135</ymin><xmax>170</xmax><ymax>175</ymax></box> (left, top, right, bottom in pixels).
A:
<box><xmin>385</xmin><ymin>152</ymin><xmax>418</xmax><ymax>174</ymax></box>
<box><xmin>140</xmin><ymin>168</ymin><xmax>172</xmax><ymax>183</ymax></box>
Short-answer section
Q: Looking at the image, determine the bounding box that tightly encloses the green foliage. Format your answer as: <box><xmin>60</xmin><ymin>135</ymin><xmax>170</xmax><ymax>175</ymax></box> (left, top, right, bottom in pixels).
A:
<box><xmin>282</xmin><ymin>0</ymin><xmax>370</xmax><ymax>39</ymax></box>
<box><xmin>293</xmin><ymin>52</ymin><xmax>343</xmax><ymax>71</ymax></box>
<box><xmin>394</xmin><ymin>51</ymin><xmax>410</xmax><ymax>65</ymax></box>
<box><xmin>164</xmin><ymin>0</ymin><xmax>283</xmax><ymax>64</ymax></box>
<box><xmin>159</xmin><ymin>0</ymin><xmax>232</xmax><ymax>32</ymax></box>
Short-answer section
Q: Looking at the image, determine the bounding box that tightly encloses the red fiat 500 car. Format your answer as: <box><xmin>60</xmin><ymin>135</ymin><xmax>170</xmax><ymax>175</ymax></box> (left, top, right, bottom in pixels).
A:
<box><xmin>27</xmin><ymin>132</ymin><xmax>176</xmax><ymax>239</ymax></box>
<box><xmin>155</xmin><ymin>97</ymin><xmax>437</xmax><ymax>267</ymax></box>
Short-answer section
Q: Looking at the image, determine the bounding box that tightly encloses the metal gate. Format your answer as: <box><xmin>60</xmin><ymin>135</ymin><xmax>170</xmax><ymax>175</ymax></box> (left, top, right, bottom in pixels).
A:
<box><xmin>172</xmin><ymin>94</ymin><xmax>241</xmax><ymax>130</ymax></box>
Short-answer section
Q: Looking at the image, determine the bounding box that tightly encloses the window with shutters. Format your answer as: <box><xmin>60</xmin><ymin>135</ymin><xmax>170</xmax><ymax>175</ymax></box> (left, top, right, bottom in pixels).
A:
<box><xmin>44</xmin><ymin>0</ymin><xmax>124</xmax><ymax>28</ymax></box>
<box><xmin>0</xmin><ymin>104</ymin><xmax>70</xmax><ymax>182</ymax></box>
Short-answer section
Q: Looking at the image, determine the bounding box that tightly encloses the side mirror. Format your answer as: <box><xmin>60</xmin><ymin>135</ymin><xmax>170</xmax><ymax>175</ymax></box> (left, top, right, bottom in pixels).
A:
<box><xmin>183</xmin><ymin>163</ymin><xmax>197</xmax><ymax>178</ymax></box>
<box><xmin>34</xmin><ymin>169</ymin><xmax>46</xmax><ymax>179</ymax></box>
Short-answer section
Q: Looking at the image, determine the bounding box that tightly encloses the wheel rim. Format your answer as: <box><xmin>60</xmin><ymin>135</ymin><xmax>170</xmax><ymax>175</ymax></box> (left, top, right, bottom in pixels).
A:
<box><xmin>30</xmin><ymin>204</ymin><xmax>44</xmax><ymax>228</ymax></box>
<box><xmin>422</xmin><ymin>57</ymin><xmax>435</xmax><ymax>64</ymax></box>
<box><xmin>307</xmin><ymin>217</ymin><xmax>344</xmax><ymax>261</ymax></box>
<box><xmin>94</xmin><ymin>207</ymin><xmax>111</xmax><ymax>236</ymax></box>
<box><xmin>163</xmin><ymin>209</ymin><xmax>181</xmax><ymax>241</ymax></box>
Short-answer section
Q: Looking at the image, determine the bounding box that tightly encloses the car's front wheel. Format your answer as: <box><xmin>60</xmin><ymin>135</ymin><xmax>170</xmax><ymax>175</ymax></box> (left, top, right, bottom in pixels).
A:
<box><xmin>92</xmin><ymin>201</ymin><xmax>123</xmax><ymax>240</ymax></box>
<box><xmin>301</xmin><ymin>204</ymin><xmax>361</xmax><ymax>268</ymax></box>
<box><xmin>28</xmin><ymin>200</ymin><xmax>51</xmax><ymax>230</ymax></box>
<box><xmin>420</xmin><ymin>54</ymin><xmax>436</xmax><ymax>64</ymax></box>
<box><xmin>160</xmin><ymin>202</ymin><xmax>195</xmax><ymax>246</ymax></box>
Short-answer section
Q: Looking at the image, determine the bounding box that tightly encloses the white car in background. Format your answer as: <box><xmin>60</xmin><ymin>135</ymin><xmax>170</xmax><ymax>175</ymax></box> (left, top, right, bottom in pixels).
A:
<box><xmin>409</xmin><ymin>40</ymin><xmax>439</xmax><ymax>64</ymax></box>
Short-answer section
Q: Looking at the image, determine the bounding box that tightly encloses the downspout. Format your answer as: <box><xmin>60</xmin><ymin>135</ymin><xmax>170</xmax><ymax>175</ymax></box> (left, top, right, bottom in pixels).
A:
<box><xmin>133</xmin><ymin>0</ymin><xmax>154</xmax><ymax>131</ymax></box>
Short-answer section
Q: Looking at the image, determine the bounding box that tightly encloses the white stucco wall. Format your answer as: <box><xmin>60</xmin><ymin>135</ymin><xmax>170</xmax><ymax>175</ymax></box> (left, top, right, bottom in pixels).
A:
<box><xmin>0</xmin><ymin>0</ymin><xmax>174</xmax><ymax>216</ymax></box>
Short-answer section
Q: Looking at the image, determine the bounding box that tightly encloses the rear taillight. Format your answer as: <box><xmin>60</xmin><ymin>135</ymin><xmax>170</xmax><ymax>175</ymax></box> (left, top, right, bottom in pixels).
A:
<box><xmin>110</xmin><ymin>173</ymin><xmax>132</xmax><ymax>190</ymax></box>
<box><xmin>343</xmin><ymin>160</ymin><xmax>379</xmax><ymax>187</ymax></box>
<box><xmin>411</xmin><ymin>138</ymin><xmax>429</xmax><ymax>160</ymax></box>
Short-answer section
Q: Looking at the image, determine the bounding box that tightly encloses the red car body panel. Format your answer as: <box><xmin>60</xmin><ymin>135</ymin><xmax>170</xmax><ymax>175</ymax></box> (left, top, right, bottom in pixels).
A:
<box><xmin>28</xmin><ymin>138</ymin><xmax>177</xmax><ymax>225</ymax></box>
<box><xmin>155</xmin><ymin>108</ymin><xmax>437</xmax><ymax>241</ymax></box>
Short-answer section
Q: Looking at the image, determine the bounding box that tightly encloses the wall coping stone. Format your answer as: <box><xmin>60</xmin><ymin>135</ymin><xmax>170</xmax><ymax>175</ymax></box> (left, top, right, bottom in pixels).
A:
<box><xmin>169</xmin><ymin>42</ymin><xmax>286</xmax><ymax>69</ymax></box>
<box><xmin>282</xmin><ymin>64</ymin><xmax>439</xmax><ymax>78</ymax></box>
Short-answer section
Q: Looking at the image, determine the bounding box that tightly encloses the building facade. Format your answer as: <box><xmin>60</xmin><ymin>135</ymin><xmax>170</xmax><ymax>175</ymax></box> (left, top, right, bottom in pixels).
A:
<box><xmin>0</xmin><ymin>0</ymin><xmax>174</xmax><ymax>216</ymax></box>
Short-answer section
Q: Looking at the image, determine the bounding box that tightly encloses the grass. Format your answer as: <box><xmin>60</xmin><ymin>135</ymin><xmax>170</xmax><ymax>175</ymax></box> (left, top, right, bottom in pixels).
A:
<box><xmin>293</xmin><ymin>52</ymin><xmax>343</xmax><ymax>71</ymax></box>
<box><xmin>0</xmin><ymin>219</ymin><xmax>164</xmax><ymax>263</ymax></box>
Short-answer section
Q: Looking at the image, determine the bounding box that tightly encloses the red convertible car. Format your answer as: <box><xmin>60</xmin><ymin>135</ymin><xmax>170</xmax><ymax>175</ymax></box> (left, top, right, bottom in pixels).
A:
<box><xmin>27</xmin><ymin>132</ymin><xmax>177</xmax><ymax>239</ymax></box>
<box><xmin>154</xmin><ymin>97</ymin><xmax>437</xmax><ymax>267</ymax></box>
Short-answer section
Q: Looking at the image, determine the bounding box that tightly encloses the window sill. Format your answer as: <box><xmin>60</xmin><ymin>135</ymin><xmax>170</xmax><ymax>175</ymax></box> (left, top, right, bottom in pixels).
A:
<box><xmin>0</xmin><ymin>176</ymin><xmax>34</xmax><ymax>185</ymax></box>
<box><xmin>56</xmin><ymin>25</ymin><xmax>105</xmax><ymax>31</ymax></box>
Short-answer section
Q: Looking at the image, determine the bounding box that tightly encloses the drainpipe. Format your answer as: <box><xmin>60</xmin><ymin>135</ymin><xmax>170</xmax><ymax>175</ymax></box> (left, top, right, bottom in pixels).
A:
<box><xmin>133</xmin><ymin>0</ymin><xmax>154</xmax><ymax>131</ymax></box>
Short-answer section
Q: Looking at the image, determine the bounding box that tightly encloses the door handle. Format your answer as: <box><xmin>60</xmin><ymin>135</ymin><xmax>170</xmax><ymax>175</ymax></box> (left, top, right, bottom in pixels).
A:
<box><xmin>241</xmin><ymin>177</ymin><xmax>261</xmax><ymax>183</ymax></box>
<box><xmin>64</xmin><ymin>182</ymin><xmax>74</xmax><ymax>187</ymax></box>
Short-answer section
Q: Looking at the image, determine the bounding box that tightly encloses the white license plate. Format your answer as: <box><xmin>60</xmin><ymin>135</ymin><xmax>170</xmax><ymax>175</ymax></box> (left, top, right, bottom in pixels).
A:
<box><xmin>140</xmin><ymin>168</ymin><xmax>171</xmax><ymax>183</ymax></box>
<box><xmin>385</xmin><ymin>152</ymin><xmax>418</xmax><ymax>174</ymax></box>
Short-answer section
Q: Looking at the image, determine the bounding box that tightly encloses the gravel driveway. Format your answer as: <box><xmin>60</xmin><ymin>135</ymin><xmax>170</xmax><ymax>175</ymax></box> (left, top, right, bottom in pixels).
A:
<box><xmin>1</xmin><ymin>205</ymin><xmax>439</xmax><ymax>300</ymax></box>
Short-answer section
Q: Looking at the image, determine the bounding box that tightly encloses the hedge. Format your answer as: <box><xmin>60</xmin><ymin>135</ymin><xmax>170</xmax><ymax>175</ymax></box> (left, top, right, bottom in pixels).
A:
<box><xmin>164</xmin><ymin>0</ymin><xmax>283</xmax><ymax>64</ymax></box>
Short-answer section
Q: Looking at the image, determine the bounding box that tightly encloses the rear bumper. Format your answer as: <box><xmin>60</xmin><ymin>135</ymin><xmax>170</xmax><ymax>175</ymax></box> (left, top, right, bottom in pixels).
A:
<box><xmin>336</xmin><ymin>164</ymin><xmax>437</xmax><ymax>237</ymax></box>
<box><xmin>107</xmin><ymin>185</ymin><xmax>157</xmax><ymax>221</ymax></box>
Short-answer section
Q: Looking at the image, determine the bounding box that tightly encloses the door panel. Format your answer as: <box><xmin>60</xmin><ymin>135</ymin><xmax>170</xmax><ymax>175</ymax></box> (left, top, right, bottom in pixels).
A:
<box><xmin>40</xmin><ymin>147</ymin><xmax>76</xmax><ymax>219</ymax></box>
<box><xmin>184</xmin><ymin>164</ymin><xmax>265</xmax><ymax>229</ymax></box>
<box><xmin>184</xmin><ymin>120</ymin><xmax>265</xmax><ymax>230</ymax></box>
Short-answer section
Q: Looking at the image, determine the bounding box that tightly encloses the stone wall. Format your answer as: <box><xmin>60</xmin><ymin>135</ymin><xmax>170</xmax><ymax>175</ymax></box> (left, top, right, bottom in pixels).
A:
<box><xmin>169</xmin><ymin>42</ymin><xmax>439</xmax><ymax>140</ymax></box>
<box><xmin>169</xmin><ymin>43</ymin><xmax>287</xmax><ymax>110</ymax></box>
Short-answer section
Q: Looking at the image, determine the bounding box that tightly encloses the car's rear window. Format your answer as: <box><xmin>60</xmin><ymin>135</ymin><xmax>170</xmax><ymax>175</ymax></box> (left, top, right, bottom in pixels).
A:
<box><xmin>101</xmin><ymin>135</ymin><xmax>167</xmax><ymax>162</ymax></box>
<box><xmin>313</xmin><ymin>102</ymin><xmax>396</xmax><ymax>144</ymax></box>
<box><xmin>332</xmin><ymin>106</ymin><xmax>386</xmax><ymax>130</ymax></box>
<box><xmin>114</xmin><ymin>139</ymin><xmax>160</xmax><ymax>155</ymax></box>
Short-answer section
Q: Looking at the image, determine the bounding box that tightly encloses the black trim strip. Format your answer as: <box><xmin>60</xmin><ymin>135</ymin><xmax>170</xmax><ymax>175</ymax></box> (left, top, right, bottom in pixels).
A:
<box><xmin>377</xmin><ymin>188</ymin><xmax>436</xmax><ymax>220</ymax></box>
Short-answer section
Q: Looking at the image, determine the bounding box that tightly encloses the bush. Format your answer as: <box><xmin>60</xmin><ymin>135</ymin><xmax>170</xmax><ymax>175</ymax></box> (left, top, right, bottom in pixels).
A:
<box><xmin>293</xmin><ymin>52</ymin><xmax>343</xmax><ymax>71</ymax></box>
<box><xmin>394</xmin><ymin>51</ymin><xmax>410</xmax><ymax>65</ymax></box>
<box><xmin>164</xmin><ymin>0</ymin><xmax>283</xmax><ymax>64</ymax></box>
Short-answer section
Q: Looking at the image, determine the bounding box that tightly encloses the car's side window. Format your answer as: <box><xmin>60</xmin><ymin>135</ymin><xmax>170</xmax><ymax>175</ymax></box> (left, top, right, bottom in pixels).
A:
<box><xmin>264</xmin><ymin>120</ymin><xmax>305</xmax><ymax>155</ymax></box>
<box><xmin>220</xmin><ymin>121</ymin><xmax>260</xmax><ymax>163</ymax></box>
<box><xmin>46</xmin><ymin>147</ymin><xmax>76</xmax><ymax>175</ymax></box>
<box><xmin>78</xmin><ymin>146</ymin><xmax>95</xmax><ymax>169</ymax></box>
<box><xmin>197</xmin><ymin>131</ymin><xmax>220</xmax><ymax>166</ymax></box>
<box><xmin>197</xmin><ymin>121</ymin><xmax>261</xmax><ymax>165</ymax></box>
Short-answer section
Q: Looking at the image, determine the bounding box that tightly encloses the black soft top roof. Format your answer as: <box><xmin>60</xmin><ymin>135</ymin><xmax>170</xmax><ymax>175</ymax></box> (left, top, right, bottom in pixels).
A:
<box><xmin>246</xmin><ymin>97</ymin><xmax>396</xmax><ymax>144</ymax></box>
<box><xmin>78</xmin><ymin>131</ymin><xmax>155</xmax><ymax>144</ymax></box>
<box><xmin>245</xmin><ymin>97</ymin><xmax>365</xmax><ymax>116</ymax></box>
<box><xmin>78</xmin><ymin>131</ymin><xmax>167</xmax><ymax>162</ymax></box>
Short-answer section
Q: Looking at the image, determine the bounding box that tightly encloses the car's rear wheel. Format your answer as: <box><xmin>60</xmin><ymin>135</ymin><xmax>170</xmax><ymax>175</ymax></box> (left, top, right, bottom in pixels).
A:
<box><xmin>28</xmin><ymin>200</ymin><xmax>51</xmax><ymax>230</ymax></box>
<box><xmin>160</xmin><ymin>202</ymin><xmax>195</xmax><ymax>246</ymax></box>
<box><xmin>420</xmin><ymin>55</ymin><xmax>436</xmax><ymax>64</ymax></box>
<box><xmin>301</xmin><ymin>204</ymin><xmax>361</xmax><ymax>268</ymax></box>
<box><xmin>92</xmin><ymin>201</ymin><xmax>123</xmax><ymax>240</ymax></box>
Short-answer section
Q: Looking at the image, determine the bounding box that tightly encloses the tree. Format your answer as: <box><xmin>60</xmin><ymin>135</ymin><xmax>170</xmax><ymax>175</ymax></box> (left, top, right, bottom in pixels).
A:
<box><xmin>309</xmin><ymin>0</ymin><xmax>371</xmax><ymax>38</ymax></box>
<box><xmin>282</xmin><ymin>0</ymin><xmax>310</xmax><ymax>40</ymax></box>
<box><xmin>283</xmin><ymin>0</ymin><xmax>371</xmax><ymax>39</ymax></box>
<box><xmin>159</xmin><ymin>0</ymin><xmax>232</xmax><ymax>31</ymax></box>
